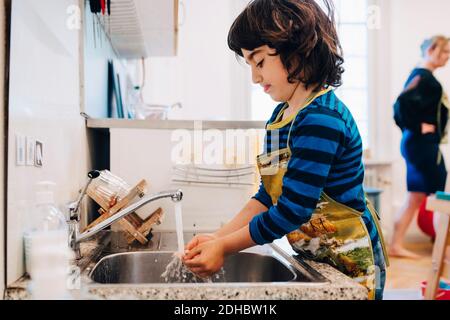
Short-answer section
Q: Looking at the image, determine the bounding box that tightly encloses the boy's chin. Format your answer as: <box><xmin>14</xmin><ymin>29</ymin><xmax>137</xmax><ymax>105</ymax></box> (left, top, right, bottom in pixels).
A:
<box><xmin>268</xmin><ymin>93</ymin><xmax>282</xmax><ymax>102</ymax></box>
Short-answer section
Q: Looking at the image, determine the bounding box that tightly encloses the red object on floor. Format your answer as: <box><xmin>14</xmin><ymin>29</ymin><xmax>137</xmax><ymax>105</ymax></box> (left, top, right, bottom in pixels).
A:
<box><xmin>417</xmin><ymin>198</ymin><xmax>436</xmax><ymax>240</ymax></box>
<box><xmin>421</xmin><ymin>281</ymin><xmax>450</xmax><ymax>300</ymax></box>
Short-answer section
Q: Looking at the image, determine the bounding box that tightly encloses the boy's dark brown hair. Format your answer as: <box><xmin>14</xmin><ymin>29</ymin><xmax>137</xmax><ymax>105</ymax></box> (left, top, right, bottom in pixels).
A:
<box><xmin>228</xmin><ymin>0</ymin><xmax>344</xmax><ymax>90</ymax></box>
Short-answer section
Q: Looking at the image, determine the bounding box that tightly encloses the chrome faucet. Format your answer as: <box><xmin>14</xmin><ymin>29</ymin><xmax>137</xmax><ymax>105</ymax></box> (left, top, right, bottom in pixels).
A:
<box><xmin>67</xmin><ymin>172</ymin><xmax>183</xmax><ymax>259</ymax></box>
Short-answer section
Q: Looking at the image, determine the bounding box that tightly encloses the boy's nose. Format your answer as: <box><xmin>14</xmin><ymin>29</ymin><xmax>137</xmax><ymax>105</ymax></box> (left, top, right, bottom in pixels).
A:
<box><xmin>252</xmin><ymin>72</ymin><xmax>262</xmax><ymax>84</ymax></box>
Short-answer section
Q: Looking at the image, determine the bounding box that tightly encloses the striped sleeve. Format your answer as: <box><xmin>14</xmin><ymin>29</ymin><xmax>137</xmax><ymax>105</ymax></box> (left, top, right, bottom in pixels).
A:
<box><xmin>249</xmin><ymin>110</ymin><xmax>346</xmax><ymax>245</ymax></box>
<box><xmin>252</xmin><ymin>179</ymin><xmax>273</xmax><ymax>209</ymax></box>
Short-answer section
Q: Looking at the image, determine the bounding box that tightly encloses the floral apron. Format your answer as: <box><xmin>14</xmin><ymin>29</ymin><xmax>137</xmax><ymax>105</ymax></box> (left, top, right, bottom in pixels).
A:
<box><xmin>256</xmin><ymin>89</ymin><xmax>389</xmax><ymax>300</ymax></box>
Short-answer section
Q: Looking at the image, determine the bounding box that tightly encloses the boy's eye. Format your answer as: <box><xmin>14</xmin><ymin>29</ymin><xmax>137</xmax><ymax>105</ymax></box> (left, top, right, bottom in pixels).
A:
<box><xmin>257</xmin><ymin>60</ymin><xmax>264</xmax><ymax>68</ymax></box>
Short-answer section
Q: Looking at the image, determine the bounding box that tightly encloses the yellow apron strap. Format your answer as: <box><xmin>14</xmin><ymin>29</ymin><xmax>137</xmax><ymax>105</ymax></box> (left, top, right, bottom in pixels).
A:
<box><xmin>272</xmin><ymin>103</ymin><xmax>288</xmax><ymax>126</ymax></box>
<box><xmin>365</xmin><ymin>198</ymin><xmax>390</xmax><ymax>267</ymax></box>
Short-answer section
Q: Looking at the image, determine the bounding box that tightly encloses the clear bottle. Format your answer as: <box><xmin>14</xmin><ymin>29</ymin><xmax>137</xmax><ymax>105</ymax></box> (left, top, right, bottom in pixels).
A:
<box><xmin>36</xmin><ymin>181</ymin><xmax>67</xmax><ymax>230</ymax></box>
<box><xmin>23</xmin><ymin>181</ymin><xmax>68</xmax><ymax>275</ymax></box>
<box><xmin>27</xmin><ymin>231</ymin><xmax>74</xmax><ymax>300</ymax></box>
<box><xmin>23</xmin><ymin>181</ymin><xmax>73</xmax><ymax>299</ymax></box>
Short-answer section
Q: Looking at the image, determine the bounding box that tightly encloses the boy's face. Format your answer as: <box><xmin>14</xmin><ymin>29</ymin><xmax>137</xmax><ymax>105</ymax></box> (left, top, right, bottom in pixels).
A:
<box><xmin>242</xmin><ymin>45</ymin><xmax>299</xmax><ymax>103</ymax></box>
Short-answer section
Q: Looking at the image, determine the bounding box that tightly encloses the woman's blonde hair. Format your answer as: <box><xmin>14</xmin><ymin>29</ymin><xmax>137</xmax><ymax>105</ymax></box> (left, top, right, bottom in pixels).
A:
<box><xmin>421</xmin><ymin>35</ymin><xmax>450</xmax><ymax>57</ymax></box>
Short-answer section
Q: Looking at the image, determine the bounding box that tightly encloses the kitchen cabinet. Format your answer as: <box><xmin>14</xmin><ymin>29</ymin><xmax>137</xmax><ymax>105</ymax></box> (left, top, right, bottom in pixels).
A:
<box><xmin>136</xmin><ymin>0</ymin><xmax>179</xmax><ymax>57</ymax></box>
<box><xmin>106</xmin><ymin>0</ymin><xmax>179</xmax><ymax>58</ymax></box>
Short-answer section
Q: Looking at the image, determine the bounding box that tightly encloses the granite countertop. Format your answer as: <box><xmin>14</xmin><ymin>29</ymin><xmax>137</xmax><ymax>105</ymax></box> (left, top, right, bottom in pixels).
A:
<box><xmin>4</xmin><ymin>231</ymin><xmax>368</xmax><ymax>300</ymax></box>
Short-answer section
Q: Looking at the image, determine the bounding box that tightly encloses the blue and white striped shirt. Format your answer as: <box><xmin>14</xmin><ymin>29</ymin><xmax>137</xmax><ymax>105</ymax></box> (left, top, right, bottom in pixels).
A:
<box><xmin>250</xmin><ymin>90</ymin><xmax>379</xmax><ymax>247</ymax></box>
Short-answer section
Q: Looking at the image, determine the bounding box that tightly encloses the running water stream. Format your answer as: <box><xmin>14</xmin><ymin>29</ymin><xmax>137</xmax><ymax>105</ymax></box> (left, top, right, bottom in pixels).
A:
<box><xmin>160</xmin><ymin>202</ymin><xmax>225</xmax><ymax>283</ymax></box>
<box><xmin>174</xmin><ymin>202</ymin><xmax>184</xmax><ymax>254</ymax></box>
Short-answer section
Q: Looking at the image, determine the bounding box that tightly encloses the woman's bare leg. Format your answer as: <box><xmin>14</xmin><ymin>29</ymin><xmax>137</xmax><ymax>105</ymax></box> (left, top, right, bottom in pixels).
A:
<box><xmin>389</xmin><ymin>192</ymin><xmax>427</xmax><ymax>259</ymax></box>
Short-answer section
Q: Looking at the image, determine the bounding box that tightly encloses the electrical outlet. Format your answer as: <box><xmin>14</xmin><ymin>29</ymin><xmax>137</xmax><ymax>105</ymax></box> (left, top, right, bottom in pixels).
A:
<box><xmin>35</xmin><ymin>140</ymin><xmax>43</xmax><ymax>167</ymax></box>
<box><xmin>15</xmin><ymin>134</ymin><xmax>25</xmax><ymax>166</ymax></box>
<box><xmin>26</xmin><ymin>137</ymin><xmax>35</xmax><ymax>166</ymax></box>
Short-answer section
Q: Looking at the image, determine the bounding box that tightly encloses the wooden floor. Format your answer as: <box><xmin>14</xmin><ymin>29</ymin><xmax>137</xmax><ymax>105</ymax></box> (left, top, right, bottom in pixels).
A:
<box><xmin>382</xmin><ymin>241</ymin><xmax>436</xmax><ymax>299</ymax></box>
<box><xmin>385</xmin><ymin>241</ymin><xmax>434</xmax><ymax>290</ymax></box>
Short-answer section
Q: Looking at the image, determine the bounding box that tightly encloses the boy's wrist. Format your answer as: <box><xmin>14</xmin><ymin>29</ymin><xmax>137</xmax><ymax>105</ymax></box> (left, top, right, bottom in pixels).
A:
<box><xmin>220</xmin><ymin>225</ymin><xmax>255</xmax><ymax>255</ymax></box>
<box><xmin>212</xmin><ymin>231</ymin><xmax>222</xmax><ymax>239</ymax></box>
<box><xmin>218</xmin><ymin>237</ymin><xmax>232</xmax><ymax>255</ymax></box>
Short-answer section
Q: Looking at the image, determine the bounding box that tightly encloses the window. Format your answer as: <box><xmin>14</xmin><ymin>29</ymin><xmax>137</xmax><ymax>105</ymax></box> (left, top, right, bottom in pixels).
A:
<box><xmin>250</xmin><ymin>0</ymin><xmax>371</xmax><ymax>148</ymax></box>
<box><xmin>334</xmin><ymin>0</ymin><xmax>370</xmax><ymax>148</ymax></box>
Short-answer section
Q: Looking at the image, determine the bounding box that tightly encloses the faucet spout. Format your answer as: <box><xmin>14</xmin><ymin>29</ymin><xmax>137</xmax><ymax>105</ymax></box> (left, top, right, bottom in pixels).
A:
<box><xmin>70</xmin><ymin>189</ymin><xmax>183</xmax><ymax>251</ymax></box>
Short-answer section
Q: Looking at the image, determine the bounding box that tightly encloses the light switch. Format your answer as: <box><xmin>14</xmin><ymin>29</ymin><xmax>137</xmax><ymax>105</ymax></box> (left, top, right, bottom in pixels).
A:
<box><xmin>35</xmin><ymin>140</ymin><xmax>43</xmax><ymax>167</ymax></box>
<box><xmin>15</xmin><ymin>134</ymin><xmax>25</xmax><ymax>166</ymax></box>
<box><xmin>26</xmin><ymin>137</ymin><xmax>35</xmax><ymax>166</ymax></box>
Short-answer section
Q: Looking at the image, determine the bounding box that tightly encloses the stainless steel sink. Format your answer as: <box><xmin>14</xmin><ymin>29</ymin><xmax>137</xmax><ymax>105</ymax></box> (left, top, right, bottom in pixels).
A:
<box><xmin>88</xmin><ymin>231</ymin><xmax>328</xmax><ymax>285</ymax></box>
<box><xmin>89</xmin><ymin>251</ymin><xmax>305</xmax><ymax>284</ymax></box>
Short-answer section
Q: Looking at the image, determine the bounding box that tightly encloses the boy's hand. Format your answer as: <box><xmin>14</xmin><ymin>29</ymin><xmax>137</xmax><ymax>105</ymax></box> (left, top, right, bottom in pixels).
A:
<box><xmin>185</xmin><ymin>233</ymin><xmax>217</xmax><ymax>251</ymax></box>
<box><xmin>182</xmin><ymin>239</ymin><xmax>225</xmax><ymax>278</ymax></box>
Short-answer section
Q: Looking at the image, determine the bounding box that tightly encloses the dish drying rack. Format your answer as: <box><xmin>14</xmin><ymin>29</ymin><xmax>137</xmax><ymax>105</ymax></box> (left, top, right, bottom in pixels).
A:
<box><xmin>172</xmin><ymin>164</ymin><xmax>258</xmax><ymax>187</ymax></box>
<box><xmin>82</xmin><ymin>171</ymin><xmax>163</xmax><ymax>245</ymax></box>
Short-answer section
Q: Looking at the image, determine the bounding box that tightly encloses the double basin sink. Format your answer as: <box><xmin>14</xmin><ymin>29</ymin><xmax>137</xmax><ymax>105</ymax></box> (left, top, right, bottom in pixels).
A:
<box><xmin>88</xmin><ymin>232</ymin><xmax>328</xmax><ymax>285</ymax></box>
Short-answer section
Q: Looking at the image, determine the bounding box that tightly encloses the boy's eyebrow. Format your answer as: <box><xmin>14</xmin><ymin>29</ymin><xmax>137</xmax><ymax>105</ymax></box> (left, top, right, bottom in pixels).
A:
<box><xmin>244</xmin><ymin>49</ymin><xmax>263</xmax><ymax>64</ymax></box>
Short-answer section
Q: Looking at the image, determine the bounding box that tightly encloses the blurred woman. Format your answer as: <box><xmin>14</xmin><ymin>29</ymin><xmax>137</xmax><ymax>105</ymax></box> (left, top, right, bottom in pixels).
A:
<box><xmin>391</xmin><ymin>35</ymin><xmax>450</xmax><ymax>258</ymax></box>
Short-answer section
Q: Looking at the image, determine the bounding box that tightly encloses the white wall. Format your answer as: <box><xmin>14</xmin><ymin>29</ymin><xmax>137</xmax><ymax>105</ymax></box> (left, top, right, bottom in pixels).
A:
<box><xmin>6</xmin><ymin>0</ymin><xmax>90</xmax><ymax>284</ymax></box>
<box><xmin>0</xmin><ymin>0</ymin><xmax>6</xmax><ymax>299</ymax></box>
<box><xmin>110</xmin><ymin>128</ymin><xmax>263</xmax><ymax>232</ymax></box>
<box><xmin>381</xmin><ymin>0</ymin><xmax>450</xmax><ymax>241</ymax></box>
<box><xmin>141</xmin><ymin>0</ymin><xmax>250</xmax><ymax>120</ymax></box>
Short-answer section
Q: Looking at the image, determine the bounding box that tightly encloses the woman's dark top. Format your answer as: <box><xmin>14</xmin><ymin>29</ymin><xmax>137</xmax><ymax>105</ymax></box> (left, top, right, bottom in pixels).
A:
<box><xmin>394</xmin><ymin>68</ymin><xmax>449</xmax><ymax>193</ymax></box>
<box><xmin>394</xmin><ymin>68</ymin><xmax>448</xmax><ymax>142</ymax></box>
